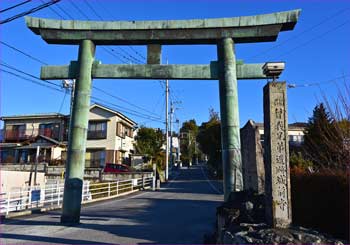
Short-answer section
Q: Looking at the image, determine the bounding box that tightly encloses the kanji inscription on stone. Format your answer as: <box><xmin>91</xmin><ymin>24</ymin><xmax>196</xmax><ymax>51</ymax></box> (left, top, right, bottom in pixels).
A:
<box><xmin>263</xmin><ymin>82</ymin><xmax>292</xmax><ymax>228</ymax></box>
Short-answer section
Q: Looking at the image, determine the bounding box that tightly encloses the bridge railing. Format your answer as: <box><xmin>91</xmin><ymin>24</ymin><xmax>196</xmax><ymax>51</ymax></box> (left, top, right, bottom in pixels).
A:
<box><xmin>0</xmin><ymin>176</ymin><xmax>155</xmax><ymax>215</ymax></box>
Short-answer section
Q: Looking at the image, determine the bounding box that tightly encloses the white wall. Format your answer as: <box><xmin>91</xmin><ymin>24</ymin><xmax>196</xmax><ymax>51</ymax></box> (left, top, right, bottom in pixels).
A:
<box><xmin>0</xmin><ymin>170</ymin><xmax>45</xmax><ymax>192</ymax></box>
<box><xmin>86</xmin><ymin>107</ymin><xmax>117</xmax><ymax>150</ymax></box>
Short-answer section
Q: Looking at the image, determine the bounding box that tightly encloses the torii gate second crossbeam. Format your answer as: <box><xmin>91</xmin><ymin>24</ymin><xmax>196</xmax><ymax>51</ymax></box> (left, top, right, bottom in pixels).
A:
<box><xmin>25</xmin><ymin>9</ymin><xmax>300</xmax><ymax>224</ymax></box>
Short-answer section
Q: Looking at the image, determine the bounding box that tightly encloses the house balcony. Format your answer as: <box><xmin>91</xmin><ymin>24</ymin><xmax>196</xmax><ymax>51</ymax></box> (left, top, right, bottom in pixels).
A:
<box><xmin>4</xmin><ymin>128</ymin><xmax>60</xmax><ymax>142</ymax></box>
<box><xmin>4</xmin><ymin>129</ymin><xmax>36</xmax><ymax>142</ymax></box>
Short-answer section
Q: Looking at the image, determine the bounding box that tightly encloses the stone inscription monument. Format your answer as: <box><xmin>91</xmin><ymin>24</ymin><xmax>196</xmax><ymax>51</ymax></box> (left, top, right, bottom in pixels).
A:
<box><xmin>263</xmin><ymin>82</ymin><xmax>292</xmax><ymax>228</ymax></box>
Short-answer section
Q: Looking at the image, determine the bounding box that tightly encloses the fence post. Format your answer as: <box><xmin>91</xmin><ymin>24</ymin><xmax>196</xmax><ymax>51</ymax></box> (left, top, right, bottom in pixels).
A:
<box><xmin>51</xmin><ymin>184</ymin><xmax>54</xmax><ymax>205</ymax></box>
<box><xmin>87</xmin><ymin>181</ymin><xmax>90</xmax><ymax>200</ymax></box>
<box><xmin>20</xmin><ymin>189</ymin><xmax>23</xmax><ymax>210</ymax></box>
<box><xmin>116</xmin><ymin>181</ymin><xmax>119</xmax><ymax>196</ymax></box>
<box><xmin>108</xmin><ymin>182</ymin><xmax>111</xmax><ymax>197</ymax></box>
<box><xmin>81</xmin><ymin>182</ymin><xmax>85</xmax><ymax>202</ymax></box>
<box><xmin>152</xmin><ymin>176</ymin><xmax>156</xmax><ymax>191</ymax></box>
<box><xmin>6</xmin><ymin>192</ymin><xmax>11</xmax><ymax>215</ymax></box>
<box><xmin>57</xmin><ymin>186</ymin><xmax>61</xmax><ymax>206</ymax></box>
<box><xmin>131</xmin><ymin>180</ymin><xmax>134</xmax><ymax>192</ymax></box>
<box><xmin>28</xmin><ymin>187</ymin><xmax>32</xmax><ymax>209</ymax></box>
<box><xmin>142</xmin><ymin>176</ymin><xmax>145</xmax><ymax>190</ymax></box>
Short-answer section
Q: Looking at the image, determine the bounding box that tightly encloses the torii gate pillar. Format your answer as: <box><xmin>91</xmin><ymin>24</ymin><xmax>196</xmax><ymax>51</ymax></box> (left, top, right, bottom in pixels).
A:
<box><xmin>217</xmin><ymin>38</ymin><xmax>243</xmax><ymax>200</ymax></box>
<box><xmin>61</xmin><ymin>40</ymin><xmax>95</xmax><ymax>223</ymax></box>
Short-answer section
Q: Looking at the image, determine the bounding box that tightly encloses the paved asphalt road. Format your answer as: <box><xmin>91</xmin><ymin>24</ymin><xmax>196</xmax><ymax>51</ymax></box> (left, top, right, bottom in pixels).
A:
<box><xmin>1</xmin><ymin>165</ymin><xmax>223</xmax><ymax>244</ymax></box>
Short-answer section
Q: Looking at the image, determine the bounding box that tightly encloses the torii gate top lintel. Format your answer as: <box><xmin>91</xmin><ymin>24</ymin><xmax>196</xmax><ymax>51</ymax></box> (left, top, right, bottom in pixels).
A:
<box><xmin>25</xmin><ymin>9</ymin><xmax>300</xmax><ymax>45</ymax></box>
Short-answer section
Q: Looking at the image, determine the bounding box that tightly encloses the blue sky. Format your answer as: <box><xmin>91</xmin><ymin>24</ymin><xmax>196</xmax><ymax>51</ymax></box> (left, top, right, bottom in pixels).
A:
<box><xmin>1</xmin><ymin>0</ymin><xmax>349</xmax><ymax>130</ymax></box>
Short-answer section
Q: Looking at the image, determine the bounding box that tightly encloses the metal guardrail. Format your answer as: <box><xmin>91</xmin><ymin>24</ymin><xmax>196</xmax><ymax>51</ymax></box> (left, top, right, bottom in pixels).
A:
<box><xmin>0</xmin><ymin>176</ymin><xmax>155</xmax><ymax>215</ymax></box>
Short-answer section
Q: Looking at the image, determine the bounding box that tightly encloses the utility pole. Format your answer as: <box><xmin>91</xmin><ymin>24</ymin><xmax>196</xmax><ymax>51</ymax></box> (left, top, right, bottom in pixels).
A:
<box><xmin>62</xmin><ymin>79</ymin><xmax>75</xmax><ymax>140</ymax></box>
<box><xmin>165</xmin><ymin>78</ymin><xmax>169</xmax><ymax>181</ymax></box>
<box><xmin>176</xmin><ymin>119</ymin><xmax>180</xmax><ymax>163</ymax></box>
<box><xmin>169</xmin><ymin>102</ymin><xmax>174</xmax><ymax>170</ymax></box>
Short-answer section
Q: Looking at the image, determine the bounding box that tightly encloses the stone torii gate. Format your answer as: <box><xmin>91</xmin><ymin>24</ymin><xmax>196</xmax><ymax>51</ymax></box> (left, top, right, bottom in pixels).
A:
<box><xmin>26</xmin><ymin>9</ymin><xmax>300</xmax><ymax>223</ymax></box>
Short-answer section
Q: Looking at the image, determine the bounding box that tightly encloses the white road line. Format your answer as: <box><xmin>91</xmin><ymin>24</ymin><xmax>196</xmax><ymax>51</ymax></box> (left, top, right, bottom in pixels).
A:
<box><xmin>200</xmin><ymin>165</ymin><xmax>222</xmax><ymax>194</ymax></box>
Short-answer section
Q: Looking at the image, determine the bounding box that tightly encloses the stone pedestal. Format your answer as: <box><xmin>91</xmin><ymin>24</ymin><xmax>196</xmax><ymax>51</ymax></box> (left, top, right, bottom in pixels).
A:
<box><xmin>263</xmin><ymin>82</ymin><xmax>292</xmax><ymax>228</ymax></box>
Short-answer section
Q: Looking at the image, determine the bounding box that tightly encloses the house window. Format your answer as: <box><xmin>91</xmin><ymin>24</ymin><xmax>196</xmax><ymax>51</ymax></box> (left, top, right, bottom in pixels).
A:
<box><xmin>289</xmin><ymin>135</ymin><xmax>304</xmax><ymax>143</ymax></box>
<box><xmin>260</xmin><ymin>134</ymin><xmax>264</xmax><ymax>143</ymax></box>
<box><xmin>5</xmin><ymin>124</ymin><xmax>26</xmax><ymax>141</ymax></box>
<box><xmin>85</xmin><ymin>149</ymin><xmax>106</xmax><ymax>168</ymax></box>
<box><xmin>117</xmin><ymin>122</ymin><xmax>133</xmax><ymax>138</ymax></box>
<box><xmin>88</xmin><ymin>121</ymin><xmax>107</xmax><ymax>139</ymax></box>
<box><xmin>116</xmin><ymin>122</ymin><xmax>124</xmax><ymax>137</ymax></box>
<box><xmin>289</xmin><ymin>135</ymin><xmax>294</xmax><ymax>142</ymax></box>
<box><xmin>39</xmin><ymin>123</ymin><xmax>60</xmax><ymax>140</ymax></box>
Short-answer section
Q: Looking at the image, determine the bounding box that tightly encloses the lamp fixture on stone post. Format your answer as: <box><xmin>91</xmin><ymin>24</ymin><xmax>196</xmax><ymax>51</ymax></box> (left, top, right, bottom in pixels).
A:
<box><xmin>262</xmin><ymin>62</ymin><xmax>285</xmax><ymax>82</ymax></box>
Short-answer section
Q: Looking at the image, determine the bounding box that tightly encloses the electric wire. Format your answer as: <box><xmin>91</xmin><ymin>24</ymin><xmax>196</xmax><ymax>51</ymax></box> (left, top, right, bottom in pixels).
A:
<box><xmin>0</xmin><ymin>0</ymin><xmax>32</xmax><ymax>13</ymax></box>
<box><xmin>0</xmin><ymin>62</ymin><xmax>61</xmax><ymax>88</ymax></box>
<box><xmin>54</xmin><ymin>1</ymin><xmax>74</xmax><ymax>19</ymax></box>
<box><xmin>80</xmin><ymin>1</ymin><xmax>145</xmax><ymax>64</ymax></box>
<box><xmin>0</xmin><ymin>0</ymin><xmax>61</xmax><ymax>24</ymax></box>
<box><xmin>275</xmin><ymin>19</ymin><xmax>350</xmax><ymax>59</ymax></box>
<box><xmin>83</xmin><ymin>0</ymin><xmax>103</xmax><ymax>20</ymax></box>
<box><xmin>1</xmin><ymin>40</ymin><xmax>160</xmax><ymax>118</ymax></box>
<box><xmin>0</xmin><ymin>40</ymin><xmax>48</xmax><ymax>65</ymax></box>
<box><xmin>92</xmin><ymin>86</ymin><xmax>161</xmax><ymax>117</ymax></box>
<box><xmin>58</xmin><ymin>90</ymin><xmax>68</xmax><ymax>113</ymax></box>
<box><xmin>66</xmin><ymin>0</ymin><xmax>137</xmax><ymax>64</ymax></box>
<box><xmin>128</xmin><ymin>46</ymin><xmax>146</xmax><ymax>60</ymax></box>
<box><xmin>248</xmin><ymin>7</ymin><xmax>350</xmax><ymax>60</ymax></box>
<box><xmin>1</xmin><ymin>67</ymin><xmax>164</xmax><ymax>122</ymax></box>
<box><xmin>1</xmin><ymin>61</ymin><xmax>161</xmax><ymax>120</ymax></box>
<box><xmin>40</xmin><ymin>0</ymin><xmax>65</xmax><ymax>19</ymax></box>
<box><xmin>0</xmin><ymin>68</ymin><xmax>63</xmax><ymax>92</ymax></box>
<box><xmin>288</xmin><ymin>75</ymin><xmax>350</xmax><ymax>89</ymax></box>
<box><xmin>67</xmin><ymin>0</ymin><xmax>90</xmax><ymax>19</ymax></box>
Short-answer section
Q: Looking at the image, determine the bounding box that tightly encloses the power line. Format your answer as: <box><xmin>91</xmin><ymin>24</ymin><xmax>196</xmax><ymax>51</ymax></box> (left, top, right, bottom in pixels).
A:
<box><xmin>128</xmin><ymin>46</ymin><xmax>146</xmax><ymax>61</ymax></box>
<box><xmin>116</xmin><ymin>47</ymin><xmax>144</xmax><ymax>64</ymax></box>
<box><xmin>80</xmin><ymin>1</ymin><xmax>145</xmax><ymax>64</ymax></box>
<box><xmin>110</xmin><ymin>47</ymin><xmax>143</xmax><ymax>64</ymax></box>
<box><xmin>1</xmin><ymin>60</ymin><xmax>162</xmax><ymax>119</ymax></box>
<box><xmin>0</xmin><ymin>0</ymin><xmax>61</xmax><ymax>25</ymax></box>
<box><xmin>67</xmin><ymin>0</ymin><xmax>90</xmax><ymax>19</ymax></box>
<box><xmin>1</xmin><ymin>61</ymin><xmax>163</xmax><ymax>120</ymax></box>
<box><xmin>93</xmin><ymin>86</ymin><xmax>160</xmax><ymax>117</ymax></box>
<box><xmin>0</xmin><ymin>40</ymin><xmax>160</xmax><ymax>117</ymax></box>
<box><xmin>1</xmin><ymin>67</ymin><xmax>164</xmax><ymax>122</ymax></box>
<box><xmin>40</xmin><ymin>0</ymin><xmax>65</xmax><ymax>19</ymax></box>
<box><xmin>0</xmin><ymin>0</ymin><xmax>31</xmax><ymax>13</ymax></box>
<box><xmin>275</xmin><ymin>19</ymin><xmax>350</xmax><ymax>59</ymax></box>
<box><xmin>0</xmin><ymin>40</ymin><xmax>48</xmax><ymax>65</ymax></box>
<box><xmin>101</xmin><ymin>47</ymin><xmax>127</xmax><ymax>63</ymax></box>
<box><xmin>65</xmin><ymin>0</ymin><xmax>138</xmax><ymax>64</ymax></box>
<box><xmin>82</xmin><ymin>0</ymin><xmax>146</xmax><ymax>63</ymax></box>
<box><xmin>54</xmin><ymin>1</ymin><xmax>74</xmax><ymax>19</ymax></box>
<box><xmin>58</xmin><ymin>90</ymin><xmax>68</xmax><ymax>113</ymax></box>
<box><xmin>83</xmin><ymin>0</ymin><xmax>103</xmax><ymax>20</ymax></box>
<box><xmin>0</xmin><ymin>62</ymin><xmax>61</xmax><ymax>88</ymax></box>
<box><xmin>288</xmin><ymin>74</ymin><xmax>350</xmax><ymax>89</ymax></box>
<box><xmin>248</xmin><ymin>7</ymin><xmax>350</xmax><ymax>60</ymax></box>
<box><xmin>0</xmin><ymin>68</ymin><xmax>63</xmax><ymax>93</ymax></box>
<box><xmin>91</xmin><ymin>96</ymin><xmax>162</xmax><ymax>122</ymax></box>
<box><xmin>94</xmin><ymin>1</ymin><xmax>114</xmax><ymax>20</ymax></box>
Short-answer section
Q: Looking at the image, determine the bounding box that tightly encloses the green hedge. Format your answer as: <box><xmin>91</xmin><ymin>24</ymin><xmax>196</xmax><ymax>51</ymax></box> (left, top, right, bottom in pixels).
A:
<box><xmin>291</xmin><ymin>169</ymin><xmax>349</xmax><ymax>241</ymax></box>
